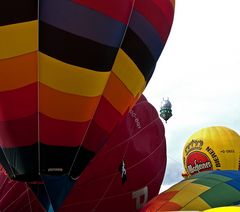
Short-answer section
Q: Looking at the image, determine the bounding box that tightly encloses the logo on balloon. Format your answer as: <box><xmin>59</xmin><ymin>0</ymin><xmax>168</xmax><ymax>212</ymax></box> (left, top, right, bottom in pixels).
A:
<box><xmin>132</xmin><ymin>186</ymin><xmax>148</xmax><ymax>210</ymax></box>
<box><xmin>186</xmin><ymin>151</ymin><xmax>212</xmax><ymax>175</ymax></box>
<box><xmin>129</xmin><ymin>110</ymin><xmax>141</xmax><ymax>129</ymax></box>
<box><xmin>184</xmin><ymin>139</ymin><xmax>204</xmax><ymax>155</ymax></box>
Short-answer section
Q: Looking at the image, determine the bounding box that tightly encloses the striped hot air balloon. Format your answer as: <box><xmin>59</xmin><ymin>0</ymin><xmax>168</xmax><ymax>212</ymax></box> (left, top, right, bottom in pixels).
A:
<box><xmin>0</xmin><ymin>0</ymin><xmax>175</xmax><ymax>195</ymax></box>
<box><xmin>141</xmin><ymin>170</ymin><xmax>240</xmax><ymax>211</ymax></box>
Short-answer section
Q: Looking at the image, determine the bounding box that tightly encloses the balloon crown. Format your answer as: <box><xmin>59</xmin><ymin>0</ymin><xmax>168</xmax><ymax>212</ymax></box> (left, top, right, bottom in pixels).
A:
<box><xmin>184</xmin><ymin>139</ymin><xmax>204</xmax><ymax>155</ymax></box>
<box><xmin>160</xmin><ymin>98</ymin><xmax>172</xmax><ymax>109</ymax></box>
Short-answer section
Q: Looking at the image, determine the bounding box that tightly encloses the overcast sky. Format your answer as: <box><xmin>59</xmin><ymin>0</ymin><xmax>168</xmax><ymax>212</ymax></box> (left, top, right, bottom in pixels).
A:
<box><xmin>143</xmin><ymin>0</ymin><xmax>240</xmax><ymax>191</ymax></box>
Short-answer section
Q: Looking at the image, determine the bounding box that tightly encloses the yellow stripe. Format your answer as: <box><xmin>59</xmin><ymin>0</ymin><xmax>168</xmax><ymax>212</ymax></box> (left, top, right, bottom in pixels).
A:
<box><xmin>40</xmin><ymin>84</ymin><xmax>100</xmax><ymax>122</ymax></box>
<box><xmin>112</xmin><ymin>49</ymin><xmax>146</xmax><ymax>96</ymax></box>
<box><xmin>0</xmin><ymin>20</ymin><xmax>38</xmax><ymax>59</ymax></box>
<box><xmin>167</xmin><ymin>179</ymin><xmax>196</xmax><ymax>192</ymax></box>
<box><xmin>171</xmin><ymin>183</ymin><xmax>209</xmax><ymax>207</ymax></box>
<box><xmin>39</xmin><ymin>53</ymin><xmax>111</xmax><ymax>97</ymax></box>
<box><xmin>182</xmin><ymin>197</ymin><xmax>211</xmax><ymax>211</ymax></box>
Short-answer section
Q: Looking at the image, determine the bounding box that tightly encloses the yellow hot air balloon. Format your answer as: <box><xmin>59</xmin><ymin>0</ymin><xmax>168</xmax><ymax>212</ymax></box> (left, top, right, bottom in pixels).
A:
<box><xmin>183</xmin><ymin>126</ymin><xmax>240</xmax><ymax>176</ymax></box>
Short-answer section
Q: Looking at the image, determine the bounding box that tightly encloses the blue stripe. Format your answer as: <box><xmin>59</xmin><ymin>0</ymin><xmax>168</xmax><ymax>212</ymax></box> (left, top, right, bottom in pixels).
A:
<box><xmin>40</xmin><ymin>0</ymin><xmax>126</xmax><ymax>47</ymax></box>
<box><xmin>227</xmin><ymin>180</ymin><xmax>240</xmax><ymax>191</ymax></box>
<box><xmin>129</xmin><ymin>10</ymin><xmax>164</xmax><ymax>60</ymax></box>
<box><xmin>42</xmin><ymin>175</ymin><xmax>75</xmax><ymax>211</ymax></box>
<box><xmin>212</xmin><ymin>170</ymin><xmax>240</xmax><ymax>179</ymax></box>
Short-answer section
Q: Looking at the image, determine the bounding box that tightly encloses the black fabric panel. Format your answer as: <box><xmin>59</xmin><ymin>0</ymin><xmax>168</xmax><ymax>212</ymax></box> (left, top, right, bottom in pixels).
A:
<box><xmin>39</xmin><ymin>21</ymin><xmax>119</xmax><ymax>72</ymax></box>
<box><xmin>121</xmin><ymin>28</ymin><xmax>156</xmax><ymax>82</ymax></box>
<box><xmin>1</xmin><ymin>144</ymin><xmax>39</xmax><ymax>181</ymax></box>
<box><xmin>40</xmin><ymin>144</ymin><xmax>95</xmax><ymax>178</ymax></box>
<box><xmin>0</xmin><ymin>0</ymin><xmax>38</xmax><ymax>26</ymax></box>
<box><xmin>70</xmin><ymin>147</ymin><xmax>95</xmax><ymax>179</ymax></box>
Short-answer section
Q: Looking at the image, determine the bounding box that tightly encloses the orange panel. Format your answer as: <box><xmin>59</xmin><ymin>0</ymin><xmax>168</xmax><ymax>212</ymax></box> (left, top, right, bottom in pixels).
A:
<box><xmin>103</xmin><ymin>73</ymin><xmax>134</xmax><ymax>115</ymax></box>
<box><xmin>39</xmin><ymin>83</ymin><xmax>100</xmax><ymax>122</ymax></box>
<box><xmin>143</xmin><ymin>191</ymin><xmax>180</xmax><ymax>211</ymax></box>
<box><xmin>0</xmin><ymin>52</ymin><xmax>37</xmax><ymax>91</ymax></box>
<box><xmin>158</xmin><ymin>191</ymin><xmax>179</xmax><ymax>200</ymax></box>
<box><xmin>159</xmin><ymin>202</ymin><xmax>181</xmax><ymax>211</ymax></box>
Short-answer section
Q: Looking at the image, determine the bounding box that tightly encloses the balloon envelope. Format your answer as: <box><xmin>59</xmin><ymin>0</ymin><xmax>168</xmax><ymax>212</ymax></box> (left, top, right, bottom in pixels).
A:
<box><xmin>0</xmin><ymin>0</ymin><xmax>175</xmax><ymax>182</ymax></box>
<box><xmin>182</xmin><ymin>126</ymin><xmax>240</xmax><ymax>177</ymax></box>
<box><xmin>141</xmin><ymin>170</ymin><xmax>240</xmax><ymax>211</ymax></box>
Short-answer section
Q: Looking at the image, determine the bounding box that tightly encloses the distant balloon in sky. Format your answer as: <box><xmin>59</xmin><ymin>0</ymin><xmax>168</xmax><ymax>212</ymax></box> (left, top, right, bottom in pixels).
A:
<box><xmin>0</xmin><ymin>0</ymin><xmax>175</xmax><ymax>185</ymax></box>
<box><xmin>182</xmin><ymin>126</ymin><xmax>240</xmax><ymax>177</ymax></box>
<box><xmin>160</xmin><ymin>98</ymin><xmax>172</xmax><ymax>123</ymax></box>
<box><xmin>141</xmin><ymin>170</ymin><xmax>240</xmax><ymax>211</ymax></box>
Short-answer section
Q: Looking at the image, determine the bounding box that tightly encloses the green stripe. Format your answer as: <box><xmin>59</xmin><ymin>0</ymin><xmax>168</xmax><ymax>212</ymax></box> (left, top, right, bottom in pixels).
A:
<box><xmin>193</xmin><ymin>178</ymin><xmax>223</xmax><ymax>188</ymax></box>
<box><xmin>190</xmin><ymin>172</ymin><xmax>231</xmax><ymax>182</ymax></box>
<box><xmin>200</xmin><ymin>183</ymin><xmax>240</xmax><ymax>207</ymax></box>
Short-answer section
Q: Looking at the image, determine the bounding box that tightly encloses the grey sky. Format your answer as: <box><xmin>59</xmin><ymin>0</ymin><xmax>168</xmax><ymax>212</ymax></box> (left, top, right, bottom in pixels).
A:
<box><xmin>143</xmin><ymin>0</ymin><xmax>240</xmax><ymax>191</ymax></box>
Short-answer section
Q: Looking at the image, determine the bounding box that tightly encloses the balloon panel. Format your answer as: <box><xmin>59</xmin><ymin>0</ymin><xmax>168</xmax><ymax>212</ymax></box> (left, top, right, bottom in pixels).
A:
<box><xmin>182</xmin><ymin>126</ymin><xmax>240</xmax><ymax>176</ymax></box>
<box><xmin>141</xmin><ymin>170</ymin><xmax>240</xmax><ymax>211</ymax></box>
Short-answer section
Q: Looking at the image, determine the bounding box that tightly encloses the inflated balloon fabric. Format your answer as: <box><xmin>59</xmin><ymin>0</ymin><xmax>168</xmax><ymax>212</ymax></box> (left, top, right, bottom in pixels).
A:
<box><xmin>182</xmin><ymin>126</ymin><xmax>240</xmax><ymax>177</ymax></box>
<box><xmin>0</xmin><ymin>0</ymin><xmax>175</xmax><ymax>181</ymax></box>
<box><xmin>141</xmin><ymin>170</ymin><xmax>240</xmax><ymax>211</ymax></box>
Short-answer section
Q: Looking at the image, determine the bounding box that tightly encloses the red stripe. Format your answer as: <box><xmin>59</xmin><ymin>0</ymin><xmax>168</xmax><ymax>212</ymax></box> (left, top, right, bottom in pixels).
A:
<box><xmin>40</xmin><ymin>114</ymin><xmax>90</xmax><ymax>147</ymax></box>
<box><xmin>94</xmin><ymin>96</ymin><xmax>122</xmax><ymax>133</ymax></box>
<box><xmin>0</xmin><ymin>113</ymin><xmax>37</xmax><ymax>148</ymax></box>
<box><xmin>82</xmin><ymin>97</ymin><xmax>123</xmax><ymax>152</ymax></box>
<box><xmin>135</xmin><ymin>0</ymin><xmax>174</xmax><ymax>42</ymax></box>
<box><xmin>0</xmin><ymin>83</ymin><xmax>37</xmax><ymax>121</ymax></box>
<box><xmin>153</xmin><ymin>0</ymin><xmax>175</xmax><ymax>24</ymax></box>
<box><xmin>81</xmin><ymin>120</ymin><xmax>109</xmax><ymax>153</ymax></box>
<box><xmin>72</xmin><ymin>0</ymin><xmax>134</xmax><ymax>24</ymax></box>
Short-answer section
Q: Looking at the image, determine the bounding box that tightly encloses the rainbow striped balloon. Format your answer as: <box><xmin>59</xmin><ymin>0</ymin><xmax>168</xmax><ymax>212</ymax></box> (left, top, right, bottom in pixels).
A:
<box><xmin>0</xmin><ymin>0</ymin><xmax>175</xmax><ymax>181</ymax></box>
<box><xmin>141</xmin><ymin>170</ymin><xmax>240</xmax><ymax>211</ymax></box>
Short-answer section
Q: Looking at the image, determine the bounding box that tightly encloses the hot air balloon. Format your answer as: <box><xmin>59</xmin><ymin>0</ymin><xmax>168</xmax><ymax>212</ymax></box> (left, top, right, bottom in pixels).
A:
<box><xmin>0</xmin><ymin>95</ymin><xmax>167</xmax><ymax>211</ymax></box>
<box><xmin>0</xmin><ymin>0</ymin><xmax>175</xmax><ymax>187</ymax></box>
<box><xmin>160</xmin><ymin>98</ymin><xmax>172</xmax><ymax>123</ymax></box>
<box><xmin>182</xmin><ymin>126</ymin><xmax>240</xmax><ymax>177</ymax></box>
<box><xmin>141</xmin><ymin>170</ymin><xmax>240</xmax><ymax>211</ymax></box>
